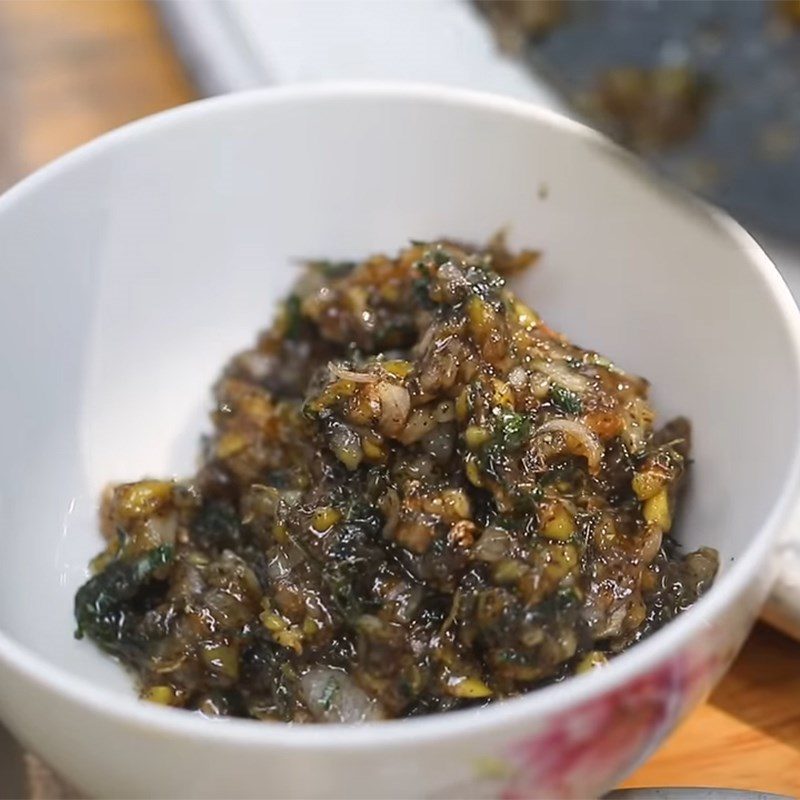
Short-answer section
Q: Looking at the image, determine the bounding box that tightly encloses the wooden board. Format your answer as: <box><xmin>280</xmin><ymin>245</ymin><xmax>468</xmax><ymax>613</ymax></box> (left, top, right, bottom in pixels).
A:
<box><xmin>0</xmin><ymin>2</ymin><xmax>798</xmax><ymax>796</ymax></box>
<box><xmin>623</xmin><ymin>623</ymin><xmax>800</xmax><ymax>796</ymax></box>
<box><xmin>0</xmin><ymin>0</ymin><xmax>195</xmax><ymax>188</ymax></box>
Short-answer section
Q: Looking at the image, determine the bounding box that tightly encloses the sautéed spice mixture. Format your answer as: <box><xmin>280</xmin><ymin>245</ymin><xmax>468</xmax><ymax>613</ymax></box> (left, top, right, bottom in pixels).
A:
<box><xmin>75</xmin><ymin>240</ymin><xmax>717</xmax><ymax>722</ymax></box>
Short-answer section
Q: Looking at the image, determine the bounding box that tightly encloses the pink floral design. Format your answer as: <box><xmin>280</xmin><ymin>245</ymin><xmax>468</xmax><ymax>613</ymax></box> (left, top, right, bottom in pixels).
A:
<box><xmin>431</xmin><ymin>635</ymin><xmax>739</xmax><ymax>800</ymax></box>
<box><xmin>497</xmin><ymin>650</ymin><xmax>722</xmax><ymax>800</ymax></box>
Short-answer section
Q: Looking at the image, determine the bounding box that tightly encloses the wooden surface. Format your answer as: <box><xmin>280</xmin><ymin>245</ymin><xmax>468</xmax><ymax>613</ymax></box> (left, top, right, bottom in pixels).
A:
<box><xmin>0</xmin><ymin>0</ymin><xmax>195</xmax><ymax>189</ymax></box>
<box><xmin>0</xmin><ymin>2</ymin><xmax>799</xmax><ymax>797</ymax></box>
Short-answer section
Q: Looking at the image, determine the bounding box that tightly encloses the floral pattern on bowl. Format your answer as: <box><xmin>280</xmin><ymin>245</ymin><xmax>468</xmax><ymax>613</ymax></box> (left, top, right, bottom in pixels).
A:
<box><xmin>433</xmin><ymin>642</ymin><xmax>735</xmax><ymax>800</ymax></box>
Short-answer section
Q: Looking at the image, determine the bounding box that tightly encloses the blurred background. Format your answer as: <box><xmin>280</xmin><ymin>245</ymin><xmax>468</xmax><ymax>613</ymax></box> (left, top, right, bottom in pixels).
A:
<box><xmin>0</xmin><ymin>2</ymin><xmax>194</xmax><ymax>191</ymax></box>
<box><xmin>2</xmin><ymin>0</ymin><xmax>800</xmax><ymax>287</ymax></box>
<box><xmin>2</xmin><ymin>0</ymin><xmax>800</xmax><ymax>242</ymax></box>
<box><xmin>0</xmin><ymin>1</ymin><xmax>799</xmax><ymax>797</ymax></box>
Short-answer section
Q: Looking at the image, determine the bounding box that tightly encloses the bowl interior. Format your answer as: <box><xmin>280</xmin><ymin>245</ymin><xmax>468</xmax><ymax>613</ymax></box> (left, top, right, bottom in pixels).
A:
<box><xmin>0</xmin><ymin>88</ymin><xmax>797</xmax><ymax>696</ymax></box>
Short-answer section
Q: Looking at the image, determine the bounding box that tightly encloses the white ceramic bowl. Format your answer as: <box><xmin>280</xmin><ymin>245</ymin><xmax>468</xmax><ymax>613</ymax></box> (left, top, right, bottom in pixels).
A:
<box><xmin>1</xmin><ymin>84</ymin><xmax>799</xmax><ymax>800</ymax></box>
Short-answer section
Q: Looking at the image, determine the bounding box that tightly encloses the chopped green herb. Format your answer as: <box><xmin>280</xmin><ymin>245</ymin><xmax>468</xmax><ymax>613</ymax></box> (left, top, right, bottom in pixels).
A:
<box><xmin>284</xmin><ymin>294</ymin><xmax>303</xmax><ymax>339</ymax></box>
<box><xmin>431</xmin><ymin>248</ymin><xmax>451</xmax><ymax>266</ymax></box>
<box><xmin>495</xmin><ymin>410</ymin><xmax>532</xmax><ymax>450</ymax></box>
<box><xmin>74</xmin><ymin>545</ymin><xmax>173</xmax><ymax>653</ymax></box>
<box><xmin>550</xmin><ymin>385</ymin><xmax>582</xmax><ymax>415</ymax></box>
<box><xmin>309</xmin><ymin>260</ymin><xmax>356</xmax><ymax>278</ymax></box>
<box><xmin>412</xmin><ymin>278</ymin><xmax>432</xmax><ymax>306</ymax></box>
<box><xmin>320</xmin><ymin>676</ymin><xmax>340</xmax><ymax>711</ymax></box>
<box><xmin>416</xmin><ymin>260</ymin><xmax>431</xmax><ymax>279</ymax></box>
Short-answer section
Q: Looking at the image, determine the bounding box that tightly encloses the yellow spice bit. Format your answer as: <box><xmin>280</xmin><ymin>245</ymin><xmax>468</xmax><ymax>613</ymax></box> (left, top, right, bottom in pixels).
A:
<box><xmin>542</xmin><ymin>505</ymin><xmax>575</xmax><ymax>541</ymax></box>
<box><xmin>544</xmin><ymin>544</ymin><xmax>579</xmax><ymax>584</ymax></box>
<box><xmin>513</xmin><ymin>299</ymin><xmax>540</xmax><ymax>328</ymax></box>
<box><xmin>491</xmin><ymin>378</ymin><xmax>514</xmax><ymax>408</ymax></box>
<box><xmin>89</xmin><ymin>549</ymin><xmax>115</xmax><ymax>575</ymax></box>
<box><xmin>307</xmin><ymin>380</ymin><xmax>355</xmax><ymax>412</ymax></box>
<box><xmin>466</xmin><ymin>296</ymin><xmax>495</xmax><ymax>341</ymax></box>
<box><xmin>276</xmin><ymin>305</ymin><xmax>291</xmax><ymax>337</ymax></box>
<box><xmin>550</xmin><ymin>543</ymin><xmax>578</xmax><ymax>570</ymax></box>
<box><xmin>382</xmin><ymin>359</ymin><xmax>414</xmax><ymax>378</ymax></box>
<box><xmin>143</xmin><ymin>685</ymin><xmax>175</xmax><ymax>705</ymax></box>
<box><xmin>643</xmin><ymin>489</ymin><xmax>671</xmax><ymax>531</ymax></box>
<box><xmin>447</xmin><ymin>675</ymin><xmax>493</xmax><ymax>699</ymax></box>
<box><xmin>465</xmin><ymin>425</ymin><xmax>491</xmax><ymax>450</ymax></box>
<box><xmin>592</xmin><ymin>517</ymin><xmax>617</xmax><ymax>550</ymax></box>
<box><xmin>626</xmin><ymin>598</ymin><xmax>647</xmax><ymax>629</ymax></box>
<box><xmin>632</xmin><ymin>470</ymin><xmax>666</xmax><ymax>501</ymax></box>
<box><xmin>530</xmin><ymin>371</ymin><xmax>551</xmax><ymax>400</ymax></box>
<box><xmin>493</xmin><ymin>559</ymin><xmax>527</xmax><ymax>583</ymax></box>
<box><xmin>239</xmin><ymin>393</ymin><xmax>272</xmax><ymax>424</ymax></box>
<box><xmin>577</xmin><ymin>651</ymin><xmax>608</xmax><ymax>674</ymax></box>
<box><xmin>346</xmin><ymin>285</ymin><xmax>368</xmax><ymax>315</ymax></box>
<box><xmin>305</xmin><ymin>398</ymin><xmax>325</xmax><ymax>414</ymax></box>
<box><xmin>215</xmin><ymin>432</ymin><xmax>249</xmax><ymax>459</ymax></box>
<box><xmin>455</xmin><ymin>386</ymin><xmax>472</xmax><ymax>423</ymax></box>
<box><xmin>337</xmin><ymin>449</ymin><xmax>363</xmax><ymax>471</ymax></box>
<box><xmin>201</xmin><ymin>645</ymin><xmax>239</xmax><ymax>679</ymax></box>
<box><xmin>274</xmin><ymin>628</ymin><xmax>304</xmax><ymax>655</ymax></box>
<box><xmin>465</xmin><ymin>457</ymin><xmax>484</xmax><ymax>487</ymax></box>
<box><xmin>333</xmin><ymin>435</ymin><xmax>363</xmax><ymax>471</ymax></box>
<box><xmin>272</xmin><ymin>523</ymin><xmax>288</xmax><ymax>544</ymax></box>
<box><xmin>348</xmin><ymin>392</ymin><xmax>376</xmax><ymax>426</ymax></box>
<box><xmin>260</xmin><ymin>611</ymin><xmax>287</xmax><ymax>632</ymax></box>
<box><xmin>302</xmin><ymin>617</ymin><xmax>320</xmax><ymax>636</ymax></box>
<box><xmin>118</xmin><ymin>480</ymin><xmax>173</xmax><ymax>516</ymax></box>
<box><xmin>380</xmin><ymin>283</ymin><xmax>400</xmax><ymax>303</ymax></box>
<box><xmin>641</xmin><ymin>569</ymin><xmax>658</xmax><ymax>593</ymax></box>
<box><xmin>311</xmin><ymin>506</ymin><xmax>342</xmax><ymax>533</ymax></box>
<box><xmin>441</xmin><ymin>488</ymin><xmax>471</xmax><ymax>520</ymax></box>
<box><xmin>187</xmin><ymin>551</ymin><xmax>211</xmax><ymax>567</ymax></box>
<box><xmin>362</xmin><ymin>435</ymin><xmax>386</xmax><ymax>462</ymax></box>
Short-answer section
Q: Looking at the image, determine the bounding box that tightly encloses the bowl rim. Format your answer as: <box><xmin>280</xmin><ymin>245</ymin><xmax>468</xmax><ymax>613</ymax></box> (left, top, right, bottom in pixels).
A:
<box><xmin>2</xmin><ymin>81</ymin><xmax>800</xmax><ymax>750</ymax></box>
